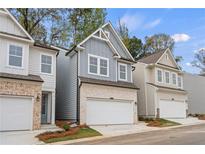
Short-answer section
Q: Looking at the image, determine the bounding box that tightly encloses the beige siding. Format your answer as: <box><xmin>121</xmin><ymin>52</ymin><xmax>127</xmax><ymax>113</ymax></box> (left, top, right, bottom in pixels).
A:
<box><xmin>0</xmin><ymin>37</ymin><xmax>29</xmax><ymax>75</ymax></box>
<box><xmin>158</xmin><ymin>51</ymin><xmax>178</xmax><ymax>68</ymax></box>
<box><xmin>29</xmin><ymin>47</ymin><xmax>56</xmax><ymax>91</ymax></box>
<box><xmin>133</xmin><ymin>63</ymin><xmax>147</xmax><ymax>116</ymax></box>
<box><xmin>146</xmin><ymin>84</ymin><xmax>156</xmax><ymax>116</ymax></box>
<box><xmin>0</xmin><ymin>13</ymin><xmax>27</xmax><ymax>37</ymax></box>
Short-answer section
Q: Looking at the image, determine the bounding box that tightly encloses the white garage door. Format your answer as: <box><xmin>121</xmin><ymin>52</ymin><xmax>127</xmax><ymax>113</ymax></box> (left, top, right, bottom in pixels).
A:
<box><xmin>0</xmin><ymin>96</ymin><xmax>33</xmax><ymax>131</ymax></box>
<box><xmin>159</xmin><ymin>100</ymin><xmax>187</xmax><ymax>118</ymax></box>
<box><xmin>86</xmin><ymin>100</ymin><xmax>134</xmax><ymax>125</ymax></box>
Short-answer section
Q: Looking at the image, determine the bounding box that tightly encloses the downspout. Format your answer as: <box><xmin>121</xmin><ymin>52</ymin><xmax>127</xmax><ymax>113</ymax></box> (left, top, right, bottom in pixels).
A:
<box><xmin>74</xmin><ymin>49</ymin><xmax>80</xmax><ymax>125</ymax></box>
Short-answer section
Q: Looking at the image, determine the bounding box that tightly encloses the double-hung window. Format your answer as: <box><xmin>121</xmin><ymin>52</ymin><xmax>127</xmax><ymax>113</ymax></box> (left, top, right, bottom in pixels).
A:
<box><xmin>118</xmin><ymin>63</ymin><xmax>127</xmax><ymax>81</ymax></box>
<box><xmin>41</xmin><ymin>54</ymin><xmax>52</xmax><ymax>74</ymax></box>
<box><xmin>8</xmin><ymin>44</ymin><xmax>23</xmax><ymax>68</ymax></box>
<box><xmin>88</xmin><ymin>54</ymin><xmax>109</xmax><ymax>77</ymax></box>
<box><xmin>172</xmin><ymin>73</ymin><xmax>177</xmax><ymax>85</ymax></box>
<box><xmin>165</xmin><ymin>71</ymin><xmax>170</xmax><ymax>84</ymax></box>
<box><xmin>157</xmin><ymin>69</ymin><xmax>163</xmax><ymax>82</ymax></box>
<box><xmin>178</xmin><ymin>76</ymin><xmax>182</xmax><ymax>88</ymax></box>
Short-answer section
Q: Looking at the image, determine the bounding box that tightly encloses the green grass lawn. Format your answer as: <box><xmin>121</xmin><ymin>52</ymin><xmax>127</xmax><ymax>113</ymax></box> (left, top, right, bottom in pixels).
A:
<box><xmin>44</xmin><ymin>127</ymin><xmax>102</xmax><ymax>143</ymax></box>
<box><xmin>157</xmin><ymin>119</ymin><xmax>181</xmax><ymax>127</ymax></box>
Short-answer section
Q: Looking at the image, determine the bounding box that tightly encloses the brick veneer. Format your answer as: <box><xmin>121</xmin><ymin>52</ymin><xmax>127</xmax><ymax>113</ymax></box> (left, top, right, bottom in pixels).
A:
<box><xmin>0</xmin><ymin>78</ymin><xmax>42</xmax><ymax>130</ymax></box>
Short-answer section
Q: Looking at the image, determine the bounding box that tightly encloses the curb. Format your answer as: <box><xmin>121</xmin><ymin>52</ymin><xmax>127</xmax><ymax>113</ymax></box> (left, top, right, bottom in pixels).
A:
<box><xmin>46</xmin><ymin>122</ymin><xmax>205</xmax><ymax>145</ymax></box>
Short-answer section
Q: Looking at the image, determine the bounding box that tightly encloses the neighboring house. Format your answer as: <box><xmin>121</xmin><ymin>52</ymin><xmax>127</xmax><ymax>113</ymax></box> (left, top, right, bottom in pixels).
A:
<box><xmin>133</xmin><ymin>49</ymin><xmax>188</xmax><ymax>119</ymax></box>
<box><xmin>184</xmin><ymin>73</ymin><xmax>205</xmax><ymax>114</ymax></box>
<box><xmin>0</xmin><ymin>9</ymin><xmax>59</xmax><ymax>131</ymax></box>
<box><xmin>56</xmin><ymin>22</ymin><xmax>139</xmax><ymax>125</ymax></box>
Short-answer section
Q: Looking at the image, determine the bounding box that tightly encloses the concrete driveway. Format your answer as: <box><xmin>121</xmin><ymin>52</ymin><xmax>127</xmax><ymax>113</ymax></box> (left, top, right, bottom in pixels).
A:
<box><xmin>166</xmin><ymin>117</ymin><xmax>205</xmax><ymax>125</ymax></box>
<box><xmin>90</xmin><ymin>122</ymin><xmax>159</xmax><ymax>137</ymax></box>
<box><xmin>0</xmin><ymin>125</ymin><xmax>62</xmax><ymax>145</ymax></box>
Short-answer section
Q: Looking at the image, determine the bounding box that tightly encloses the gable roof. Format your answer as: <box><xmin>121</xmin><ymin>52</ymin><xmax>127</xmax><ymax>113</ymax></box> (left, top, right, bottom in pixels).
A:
<box><xmin>137</xmin><ymin>50</ymin><xmax>165</xmax><ymax>64</ymax></box>
<box><xmin>67</xmin><ymin>22</ymin><xmax>135</xmax><ymax>62</ymax></box>
<box><xmin>2</xmin><ymin>8</ymin><xmax>34</xmax><ymax>42</ymax></box>
<box><xmin>137</xmin><ymin>48</ymin><xmax>180</xmax><ymax>70</ymax></box>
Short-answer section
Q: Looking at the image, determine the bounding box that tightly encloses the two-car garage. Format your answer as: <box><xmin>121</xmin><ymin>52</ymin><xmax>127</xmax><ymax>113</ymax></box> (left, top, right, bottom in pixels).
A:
<box><xmin>0</xmin><ymin>96</ymin><xmax>33</xmax><ymax>132</ymax></box>
<box><xmin>86</xmin><ymin>100</ymin><xmax>135</xmax><ymax>125</ymax></box>
<box><xmin>159</xmin><ymin>100</ymin><xmax>187</xmax><ymax>118</ymax></box>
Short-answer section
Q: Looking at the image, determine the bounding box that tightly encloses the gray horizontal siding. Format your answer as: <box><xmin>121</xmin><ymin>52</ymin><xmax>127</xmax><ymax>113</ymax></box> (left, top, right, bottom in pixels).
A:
<box><xmin>56</xmin><ymin>51</ymin><xmax>77</xmax><ymax>120</ymax></box>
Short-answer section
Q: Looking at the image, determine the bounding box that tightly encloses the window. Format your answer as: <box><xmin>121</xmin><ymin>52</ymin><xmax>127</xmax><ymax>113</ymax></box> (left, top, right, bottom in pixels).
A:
<box><xmin>41</xmin><ymin>54</ymin><xmax>52</xmax><ymax>74</ymax></box>
<box><xmin>88</xmin><ymin>54</ymin><xmax>109</xmax><ymax>77</ymax></box>
<box><xmin>89</xmin><ymin>56</ymin><xmax>98</xmax><ymax>74</ymax></box>
<box><xmin>157</xmin><ymin>69</ymin><xmax>163</xmax><ymax>82</ymax></box>
<box><xmin>8</xmin><ymin>45</ymin><xmax>23</xmax><ymax>67</ymax></box>
<box><xmin>172</xmin><ymin>73</ymin><xmax>177</xmax><ymax>85</ymax></box>
<box><xmin>165</xmin><ymin>71</ymin><xmax>170</xmax><ymax>84</ymax></box>
<box><xmin>100</xmin><ymin>59</ymin><xmax>108</xmax><ymax>76</ymax></box>
<box><xmin>118</xmin><ymin>63</ymin><xmax>127</xmax><ymax>81</ymax></box>
<box><xmin>165</xmin><ymin>54</ymin><xmax>169</xmax><ymax>60</ymax></box>
<box><xmin>178</xmin><ymin>76</ymin><xmax>182</xmax><ymax>88</ymax></box>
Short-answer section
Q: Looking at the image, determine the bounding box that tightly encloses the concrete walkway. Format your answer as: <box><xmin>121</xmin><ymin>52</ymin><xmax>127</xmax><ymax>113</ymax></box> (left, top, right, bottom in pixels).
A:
<box><xmin>0</xmin><ymin>125</ymin><xmax>62</xmax><ymax>145</ymax></box>
<box><xmin>90</xmin><ymin>122</ymin><xmax>159</xmax><ymax>136</ymax></box>
<box><xmin>166</xmin><ymin>117</ymin><xmax>205</xmax><ymax>125</ymax></box>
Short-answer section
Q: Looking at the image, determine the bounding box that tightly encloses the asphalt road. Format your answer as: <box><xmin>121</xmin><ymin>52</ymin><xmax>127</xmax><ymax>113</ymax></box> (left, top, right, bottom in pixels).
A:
<box><xmin>72</xmin><ymin>124</ymin><xmax>205</xmax><ymax>145</ymax></box>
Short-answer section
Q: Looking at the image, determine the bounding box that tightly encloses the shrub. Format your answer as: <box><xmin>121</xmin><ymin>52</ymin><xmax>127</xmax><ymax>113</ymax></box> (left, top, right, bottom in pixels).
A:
<box><xmin>63</xmin><ymin>124</ymin><xmax>71</xmax><ymax>131</ymax></box>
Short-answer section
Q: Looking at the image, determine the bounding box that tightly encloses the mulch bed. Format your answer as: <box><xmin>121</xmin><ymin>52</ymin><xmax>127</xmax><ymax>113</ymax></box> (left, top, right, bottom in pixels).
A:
<box><xmin>36</xmin><ymin>120</ymin><xmax>89</xmax><ymax>141</ymax></box>
<box><xmin>198</xmin><ymin>115</ymin><xmax>205</xmax><ymax>120</ymax></box>
<box><xmin>146</xmin><ymin>120</ymin><xmax>161</xmax><ymax>127</ymax></box>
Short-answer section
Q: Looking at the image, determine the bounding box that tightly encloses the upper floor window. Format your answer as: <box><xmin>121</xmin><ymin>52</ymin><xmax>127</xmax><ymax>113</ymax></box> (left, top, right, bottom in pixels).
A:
<box><xmin>88</xmin><ymin>54</ymin><xmax>109</xmax><ymax>77</ymax></box>
<box><xmin>8</xmin><ymin>45</ymin><xmax>23</xmax><ymax>67</ymax></box>
<box><xmin>41</xmin><ymin>54</ymin><xmax>52</xmax><ymax>74</ymax></box>
<box><xmin>172</xmin><ymin>73</ymin><xmax>177</xmax><ymax>85</ymax></box>
<box><xmin>165</xmin><ymin>71</ymin><xmax>170</xmax><ymax>84</ymax></box>
<box><xmin>178</xmin><ymin>76</ymin><xmax>182</xmax><ymax>88</ymax></box>
<box><xmin>157</xmin><ymin>69</ymin><xmax>163</xmax><ymax>83</ymax></box>
<box><xmin>118</xmin><ymin>63</ymin><xmax>127</xmax><ymax>81</ymax></box>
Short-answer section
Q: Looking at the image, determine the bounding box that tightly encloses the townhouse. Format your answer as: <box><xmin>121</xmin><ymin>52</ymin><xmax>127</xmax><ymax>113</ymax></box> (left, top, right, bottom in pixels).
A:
<box><xmin>0</xmin><ymin>8</ymin><xmax>59</xmax><ymax>131</ymax></box>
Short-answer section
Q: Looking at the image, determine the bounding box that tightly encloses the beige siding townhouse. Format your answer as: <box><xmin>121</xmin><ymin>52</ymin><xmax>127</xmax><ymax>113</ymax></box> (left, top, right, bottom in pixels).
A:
<box><xmin>133</xmin><ymin>48</ymin><xmax>188</xmax><ymax>118</ymax></box>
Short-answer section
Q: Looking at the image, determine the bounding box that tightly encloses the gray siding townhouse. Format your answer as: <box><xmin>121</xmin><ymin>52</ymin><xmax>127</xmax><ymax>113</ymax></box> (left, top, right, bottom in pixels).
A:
<box><xmin>56</xmin><ymin>22</ymin><xmax>139</xmax><ymax>125</ymax></box>
<box><xmin>0</xmin><ymin>9</ymin><xmax>59</xmax><ymax>131</ymax></box>
<box><xmin>184</xmin><ymin>73</ymin><xmax>205</xmax><ymax>114</ymax></box>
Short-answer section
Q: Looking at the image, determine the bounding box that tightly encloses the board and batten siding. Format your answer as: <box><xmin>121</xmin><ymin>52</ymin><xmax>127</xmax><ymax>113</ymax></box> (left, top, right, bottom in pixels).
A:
<box><xmin>103</xmin><ymin>26</ymin><xmax>131</xmax><ymax>60</ymax></box>
<box><xmin>29</xmin><ymin>47</ymin><xmax>56</xmax><ymax>91</ymax></box>
<box><xmin>0</xmin><ymin>13</ymin><xmax>27</xmax><ymax>37</ymax></box>
<box><xmin>80</xmin><ymin>37</ymin><xmax>117</xmax><ymax>81</ymax></box>
<box><xmin>0</xmin><ymin>37</ymin><xmax>29</xmax><ymax>75</ymax></box>
<box><xmin>56</xmin><ymin>51</ymin><xmax>77</xmax><ymax>120</ymax></box>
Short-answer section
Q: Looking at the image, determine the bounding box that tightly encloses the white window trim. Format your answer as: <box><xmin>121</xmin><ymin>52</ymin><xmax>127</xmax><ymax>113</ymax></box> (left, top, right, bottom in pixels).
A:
<box><xmin>156</xmin><ymin>68</ymin><xmax>163</xmax><ymax>83</ymax></box>
<box><xmin>171</xmin><ymin>72</ymin><xmax>178</xmax><ymax>85</ymax></box>
<box><xmin>88</xmin><ymin>54</ymin><xmax>109</xmax><ymax>77</ymax></box>
<box><xmin>164</xmin><ymin>71</ymin><xmax>170</xmax><ymax>84</ymax></box>
<box><xmin>40</xmin><ymin>53</ymin><xmax>53</xmax><ymax>75</ymax></box>
<box><xmin>118</xmin><ymin>63</ymin><xmax>128</xmax><ymax>81</ymax></box>
<box><xmin>7</xmin><ymin>43</ymin><xmax>24</xmax><ymax>69</ymax></box>
<box><xmin>178</xmin><ymin>76</ymin><xmax>183</xmax><ymax>88</ymax></box>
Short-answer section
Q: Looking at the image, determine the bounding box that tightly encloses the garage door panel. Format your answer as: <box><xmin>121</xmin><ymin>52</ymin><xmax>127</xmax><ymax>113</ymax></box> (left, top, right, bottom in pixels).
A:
<box><xmin>159</xmin><ymin>100</ymin><xmax>186</xmax><ymax>118</ymax></box>
<box><xmin>86</xmin><ymin>100</ymin><xmax>134</xmax><ymax>125</ymax></box>
<box><xmin>0</xmin><ymin>96</ymin><xmax>33</xmax><ymax>131</ymax></box>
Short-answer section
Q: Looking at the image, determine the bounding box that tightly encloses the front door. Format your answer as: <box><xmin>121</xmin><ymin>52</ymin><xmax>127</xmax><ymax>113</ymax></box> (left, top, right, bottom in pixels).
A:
<box><xmin>41</xmin><ymin>93</ymin><xmax>48</xmax><ymax>124</ymax></box>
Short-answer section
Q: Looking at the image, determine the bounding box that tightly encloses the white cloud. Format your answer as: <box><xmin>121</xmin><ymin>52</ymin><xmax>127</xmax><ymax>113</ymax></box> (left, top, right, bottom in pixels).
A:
<box><xmin>171</xmin><ymin>34</ymin><xmax>191</xmax><ymax>42</ymax></box>
<box><xmin>119</xmin><ymin>13</ymin><xmax>144</xmax><ymax>32</ymax></box>
<box><xmin>186</xmin><ymin>62</ymin><xmax>192</xmax><ymax>66</ymax></box>
<box><xmin>144</xmin><ymin>18</ymin><xmax>161</xmax><ymax>29</ymax></box>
